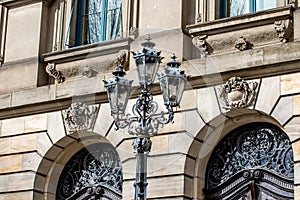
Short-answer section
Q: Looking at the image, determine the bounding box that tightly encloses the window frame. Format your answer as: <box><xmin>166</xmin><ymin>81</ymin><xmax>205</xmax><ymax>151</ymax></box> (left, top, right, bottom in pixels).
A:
<box><xmin>66</xmin><ymin>0</ymin><xmax>122</xmax><ymax>48</ymax></box>
<box><xmin>219</xmin><ymin>0</ymin><xmax>275</xmax><ymax>18</ymax></box>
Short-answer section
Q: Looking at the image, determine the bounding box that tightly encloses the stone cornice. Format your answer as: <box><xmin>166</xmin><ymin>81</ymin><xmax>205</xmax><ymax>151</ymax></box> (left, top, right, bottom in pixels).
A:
<box><xmin>1</xmin><ymin>41</ymin><xmax>300</xmax><ymax>119</ymax></box>
<box><xmin>0</xmin><ymin>0</ymin><xmax>48</xmax><ymax>8</ymax></box>
<box><xmin>187</xmin><ymin>6</ymin><xmax>293</xmax><ymax>36</ymax></box>
<box><xmin>42</xmin><ymin>38</ymin><xmax>132</xmax><ymax>64</ymax></box>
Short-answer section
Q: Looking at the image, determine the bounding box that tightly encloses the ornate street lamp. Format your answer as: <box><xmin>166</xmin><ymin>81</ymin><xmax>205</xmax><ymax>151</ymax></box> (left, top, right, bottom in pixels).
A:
<box><xmin>103</xmin><ymin>36</ymin><xmax>188</xmax><ymax>200</ymax></box>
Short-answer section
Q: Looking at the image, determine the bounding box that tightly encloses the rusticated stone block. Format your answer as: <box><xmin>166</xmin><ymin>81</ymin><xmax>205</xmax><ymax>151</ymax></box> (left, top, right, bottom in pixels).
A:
<box><xmin>293</xmin><ymin>140</ymin><xmax>300</xmax><ymax>162</ymax></box>
<box><xmin>255</xmin><ymin>76</ymin><xmax>280</xmax><ymax>114</ymax></box>
<box><xmin>24</xmin><ymin>113</ymin><xmax>47</xmax><ymax>133</ymax></box>
<box><xmin>1</xmin><ymin>117</ymin><xmax>25</xmax><ymax>137</ymax></box>
<box><xmin>0</xmin><ymin>191</ymin><xmax>34</xmax><ymax>200</ymax></box>
<box><xmin>281</xmin><ymin>72</ymin><xmax>300</xmax><ymax>96</ymax></box>
<box><xmin>271</xmin><ymin>96</ymin><xmax>293</xmax><ymax>125</ymax></box>
<box><xmin>10</xmin><ymin>134</ymin><xmax>37</xmax><ymax>154</ymax></box>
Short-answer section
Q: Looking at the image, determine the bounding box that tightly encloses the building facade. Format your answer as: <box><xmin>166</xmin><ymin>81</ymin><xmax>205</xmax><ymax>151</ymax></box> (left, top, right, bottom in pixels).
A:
<box><xmin>0</xmin><ymin>0</ymin><xmax>299</xmax><ymax>199</ymax></box>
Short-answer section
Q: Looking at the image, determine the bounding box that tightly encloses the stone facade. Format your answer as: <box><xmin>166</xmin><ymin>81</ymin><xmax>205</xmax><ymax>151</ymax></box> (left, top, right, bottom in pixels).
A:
<box><xmin>0</xmin><ymin>0</ymin><xmax>299</xmax><ymax>199</ymax></box>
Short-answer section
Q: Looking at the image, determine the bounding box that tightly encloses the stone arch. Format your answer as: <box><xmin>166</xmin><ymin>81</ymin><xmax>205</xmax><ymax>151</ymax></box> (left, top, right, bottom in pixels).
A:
<box><xmin>184</xmin><ymin>108</ymin><xmax>292</xmax><ymax>199</ymax></box>
<box><xmin>33</xmin><ymin>131</ymin><xmax>122</xmax><ymax>200</ymax></box>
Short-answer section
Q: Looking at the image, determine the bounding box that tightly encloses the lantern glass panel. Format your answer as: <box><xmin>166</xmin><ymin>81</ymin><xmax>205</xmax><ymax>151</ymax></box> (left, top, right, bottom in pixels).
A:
<box><xmin>176</xmin><ymin>77</ymin><xmax>186</xmax><ymax>104</ymax></box>
<box><xmin>145</xmin><ymin>60</ymin><xmax>159</xmax><ymax>83</ymax></box>
<box><xmin>136</xmin><ymin>55</ymin><xmax>159</xmax><ymax>84</ymax></box>
<box><xmin>159</xmin><ymin>77</ymin><xmax>169</xmax><ymax>105</ymax></box>
<box><xmin>168</xmin><ymin>76</ymin><xmax>179</xmax><ymax>105</ymax></box>
<box><xmin>107</xmin><ymin>84</ymin><xmax>119</xmax><ymax>113</ymax></box>
<box><xmin>116</xmin><ymin>83</ymin><xmax>131</xmax><ymax>113</ymax></box>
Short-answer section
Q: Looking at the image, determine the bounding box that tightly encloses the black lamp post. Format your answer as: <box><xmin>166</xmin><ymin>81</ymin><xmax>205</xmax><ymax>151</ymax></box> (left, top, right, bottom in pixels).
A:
<box><xmin>103</xmin><ymin>36</ymin><xmax>188</xmax><ymax>200</ymax></box>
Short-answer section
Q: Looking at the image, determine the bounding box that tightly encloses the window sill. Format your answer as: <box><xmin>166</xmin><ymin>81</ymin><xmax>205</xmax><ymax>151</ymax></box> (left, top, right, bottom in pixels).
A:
<box><xmin>187</xmin><ymin>6</ymin><xmax>293</xmax><ymax>36</ymax></box>
<box><xmin>42</xmin><ymin>38</ymin><xmax>132</xmax><ymax>64</ymax></box>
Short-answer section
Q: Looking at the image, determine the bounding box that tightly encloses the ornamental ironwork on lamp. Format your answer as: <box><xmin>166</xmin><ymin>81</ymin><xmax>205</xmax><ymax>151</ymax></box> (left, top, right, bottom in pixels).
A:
<box><xmin>158</xmin><ymin>53</ymin><xmax>188</xmax><ymax>107</ymax></box>
<box><xmin>103</xmin><ymin>65</ymin><xmax>133</xmax><ymax>115</ymax></box>
<box><xmin>103</xmin><ymin>36</ymin><xmax>188</xmax><ymax>200</ymax></box>
<box><xmin>104</xmin><ymin>37</ymin><xmax>188</xmax><ymax>137</ymax></box>
<box><xmin>132</xmin><ymin>35</ymin><xmax>163</xmax><ymax>85</ymax></box>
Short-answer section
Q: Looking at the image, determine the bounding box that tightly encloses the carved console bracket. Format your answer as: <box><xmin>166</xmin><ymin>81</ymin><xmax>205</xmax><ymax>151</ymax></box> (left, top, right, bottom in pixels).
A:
<box><xmin>219</xmin><ymin>77</ymin><xmax>258</xmax><ymax>109</ymax></box>
<box><xmin>62</xmin><ymin>102</ymin><xmax>98</xmax><ymax>132</ymax></box>
<box><xmin>274</xmin><ymin>20</ymin><xmax>293</xmax><ymax>43</ymax></box>
<box><xmin>287</xmin><ymin>0</ymin><xmax>298</xmax><ymax>8</ymax></box>
<box><xmin>192</xmin><ymin>35</ymin><xmax>211</xmax><ymax>57</ymax></box>
<box><xmin>234</xmin><ymin>36</ymin><xmax>253</xmax><ymax>51</ymax></box>
<box><xmin>46</xmin><ymin>63</ymin><xmax>65</xmax><ymax>83</ymax></box>
<box><xmin>108</xmin><ymin>51</ymin><xmax>129</xmax><ymax>71</ymax></box>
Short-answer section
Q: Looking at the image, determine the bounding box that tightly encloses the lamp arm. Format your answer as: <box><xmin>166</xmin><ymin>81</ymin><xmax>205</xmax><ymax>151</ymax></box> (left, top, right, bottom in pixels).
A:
<box><xmin>111</xmin><ymin>90</ymin><xmax>175</xmax><ymax>137</ymax></box>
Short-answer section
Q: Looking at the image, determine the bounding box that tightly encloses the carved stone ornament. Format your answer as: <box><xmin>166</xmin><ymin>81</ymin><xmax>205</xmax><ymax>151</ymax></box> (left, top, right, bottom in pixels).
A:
<box><xmin>108</xmin><ymin>51</ymin><xmax>129</xmax><ymax>72</ymax></box>
<box><xmin>82</xmin><ymin>66</ymin><xmax>97</xmax><ymax>78</ymax></box>
<box><xmin>220</xmin><ymin>77</ymin><xmax>258</xmax><ymax>109</ymax></box>
<box><xmin>46</xmin><ymin>63</ymin><xmax>65</xmax><ymax>83</ymax></box>
<box><xmin>274</xmin><ymin>19</ymin><xmax>293</xmax><ymax>43</ymax></box>
<box><xmin>192</xmin><ymin>35</ymin><xmax>210</xmax><ymax>57</ymax></box>
<box><xmin>129</xmin><ymin>27</ymin><xmax>138</xmax><ymax>38</ymax></box>
<box><xmin>62</xmin><ymin>102</ymin><xmax>98</xmax><ymax>132</ymax></box>
<box><xmin>287</xmin><ymin>0</ymin><xmax>298</xmax><ymax>8</ymax></box>
<box><xmin>234</xmin><ymin>36</ymin><xmax>252</xmax><ymax>51</ymax></box>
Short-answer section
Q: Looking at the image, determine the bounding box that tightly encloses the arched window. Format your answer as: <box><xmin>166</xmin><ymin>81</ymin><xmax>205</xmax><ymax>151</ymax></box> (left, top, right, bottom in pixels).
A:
<box><xmin>205</xmin><ymin>123</ymin><xmax>294</xmax><ymax>199</ymax></box>
<box><xmin>56</xmin><ymin>143</ymin><xmax>122</xmax><ymax>200</ymax></box>
<box><xmin>66</xmin><ymin>0</ymin><xmax>122</xmax><ymax>47</ymax></box>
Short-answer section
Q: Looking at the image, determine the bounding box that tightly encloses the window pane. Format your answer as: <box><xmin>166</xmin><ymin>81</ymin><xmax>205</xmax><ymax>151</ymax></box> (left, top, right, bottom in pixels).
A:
<box><xmin>86</xmin><ymin>0</ymin><xmax>103</xmax><ymax>44</ymax></box>
<box><xmin>230</xmin><ymin>0</ymin><xmax>250</xmax><ymax>16</ymax></box>
<box><xmin>68</xmin><ymin>0</ymin><xmax>122</xmax><ymax>47</ymax></box>
<box><xmin>256</xmin><ymin>0</ymin><xmax>276</xmax><ymax>12</ymax></box>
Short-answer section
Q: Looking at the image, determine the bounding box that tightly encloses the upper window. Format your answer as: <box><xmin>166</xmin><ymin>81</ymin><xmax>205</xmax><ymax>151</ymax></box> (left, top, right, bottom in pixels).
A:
<box><xmin>220</xmin><ymin>0</ymin><xmax>276</xmax><ymax>18</ymax></box>
<box><xmin>66</xmin><ymin>0</ymin><xmax>122</xmax><ymax>48</ymax></box>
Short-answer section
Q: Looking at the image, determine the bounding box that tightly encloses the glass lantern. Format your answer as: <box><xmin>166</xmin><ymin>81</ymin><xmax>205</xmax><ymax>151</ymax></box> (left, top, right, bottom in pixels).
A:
<box><xmin>158</xmin><ymin>54</ymin><xmax>188</xmax><ymax>107</ymax></box>
<box><xmin>103</xmin><ymin>65</ymin><xmax>133</xmax><ymax>114</ymax></box>
<box><xmin>132</xmin><ymin>36</ymin><xmax>163</xmax><ymax>85</ymax></box>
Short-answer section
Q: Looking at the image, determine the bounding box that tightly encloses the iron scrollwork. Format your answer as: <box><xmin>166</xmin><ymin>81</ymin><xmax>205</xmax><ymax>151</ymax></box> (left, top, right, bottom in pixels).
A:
<box><xmin>206</xmin><ymin>123</ymin><xmax>294</xmax><ymax>189</ymax></box>
<box><xmin>56</xmin><ymin>143</ymin><xmax>123</xmax><ymax>200</ymax></box>
<box><xmin>112</xmin><ymin>89</ymin><xmax>174</xmax><ymax>137</ymax></box>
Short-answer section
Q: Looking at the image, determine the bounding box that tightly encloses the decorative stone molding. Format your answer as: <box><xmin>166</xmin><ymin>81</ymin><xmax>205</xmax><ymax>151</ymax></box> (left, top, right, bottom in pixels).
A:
<box><xmin>82</xmin><ymin>66</ymin><xmax>97</xmax><ymax>78</ymax></box>
<box><xmin>46</xmin><ymin>63</ymin><xmax>65</xmax><ymax>83</ymax></box>
<box><xmin>129</xmin><ymin>27</ymin><xmax>138</xmax><ymax>38</ymax></box>
<box><xmin>219</xmin><ymin>77</ymin><xmax>258</xmax><ymax>109</ymax></box>
<box><xmin>116</xmin><ymin>51</ymin><xmax>129</xmax><ymax>68</ymax></box>
<box><xmin>53</xmin><ymin>43</ymin><xmax>58</xmax><ymax>52</ymax></box>
<box><xmin>234</xmin><ymin>36</ymin><xmax>252</xmax><ymax>51</ymax></box>
<box><xmin>274</xmin><ymin>20</ymin><xmax>293</xmax><ymax>43</ymax></box>
<box><xmin>108</xmin><ymin>51</ymin><xmax>129</xmax><ymax>71</ymax></box>
<box><xmin>192</xmin><ymin>35</ymin><xmax>210</xmax><ymax>57</ymax></box>
<box><xmin>196</xmin><ymin>13</ymin><xmax>202</xmax><ymax>23</ymax></box>
<box><xmin>62</xmin><ymin>102</ymin><xmax>98</xmax><ymax>132</ymax></box>
<box><xmin>287</xmin><ymin>0</ymin><xmax>298</xmax><ymax>8</ymax></box>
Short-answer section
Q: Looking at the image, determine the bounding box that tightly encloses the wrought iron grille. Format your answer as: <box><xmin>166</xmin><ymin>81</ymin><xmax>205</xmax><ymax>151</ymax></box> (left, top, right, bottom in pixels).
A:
<box><xmin>56</xmin><ymin>143</ymin><xmax>122</xmax><ymax>200</ymax></box>
<box><xmin>205</xmin><ymin>123</ymin><xmax>294</xmax><ymax>199</ymax></box>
